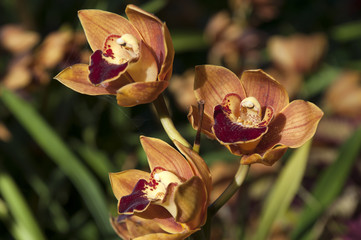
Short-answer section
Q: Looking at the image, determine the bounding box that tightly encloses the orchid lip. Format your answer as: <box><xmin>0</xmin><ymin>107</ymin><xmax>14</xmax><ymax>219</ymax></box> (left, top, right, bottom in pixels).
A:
<box><xmin>117</xmin><ymin>167</ymin><xmax>183</xmax><ymax>217</ymax></box>
<box><xmin>212</xmin><ymin>95</ymin><xmax>274</xmax><ymax>145</ymax></box>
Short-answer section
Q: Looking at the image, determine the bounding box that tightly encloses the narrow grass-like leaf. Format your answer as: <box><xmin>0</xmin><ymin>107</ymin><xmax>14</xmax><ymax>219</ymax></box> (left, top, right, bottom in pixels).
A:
<box><xmin>291</xmin><ymin>126</ymin><xmax>361</xmax><ymax>240</ymax></box>
<box><xmin>300</xmin><ymin>65</ymin><xmax>340</xmax><ymax>99</ymax></box>
<box><xmin>172</xmin><ymin>31</ymin><xmax>207</xmax><ymax>52</ymax></box>
<box><xmin>73</xmin><ymin>140</ymin><xmax>114</xmax><ymax>182</ymax></box>
<box><xmin>331</xmin><ymin>20</ymin><xmax>361</xmax><ymax>42</ymax></box>
<box><xmin>0</xmin><ymin>88</ymin><xmax>115</xmax><ymax>237</ymax></box>
<box><xmin>252</xmin><ymin>140</ymin><xmax>312</xmax><ymax>240</ymax></box>
<box><xmin>0</xmin><ymin>172</ymin><xmax>46</xmax><ymax>240</ymax></box>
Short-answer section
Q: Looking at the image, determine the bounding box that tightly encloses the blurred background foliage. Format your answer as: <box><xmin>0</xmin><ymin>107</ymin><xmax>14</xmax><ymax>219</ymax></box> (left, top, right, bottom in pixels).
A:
<box><xmin>0</xmin><ymin>0</ymin><xmax>361</xmax><ymax>239</ymax></box>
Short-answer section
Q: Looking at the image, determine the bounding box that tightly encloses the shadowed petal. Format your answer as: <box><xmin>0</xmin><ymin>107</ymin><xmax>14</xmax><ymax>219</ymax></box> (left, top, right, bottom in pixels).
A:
<box><xmin>158</xmin><ymin>24</ymin><xmax>174</xmax><ymax>82</ymax></box>
<box><xmin>194</xmin><ymin>65</ymin><xmax>246</xmax><ymax>118</ymax></box>
<box><xmin>109</xmin><ymin>170</ymin><xmax>150</xmax><ymax>200</ymax></box>
<box><xmin>127</xmin><ymin>41</ymin><xmax>158</xmax><ymax>83</ymax></box>
<box><xmin>110</xmin><ymin>216</ymin><xmax>131</xmax><ymax>240</ymax></box>
<box><xmin>126</xmin><ymin>4</ymin><xmax>166</xmax><ymax>68</ymax></box>
<box><xmin>241</xmin><ymin>69</ymin><xmax>289</xmax><ymax>114</ymax></box>
<box><xmin>187</xmin><ymin>105</ymin><xmax>215</xmax><ymax>139</ymax></box>
<box><xmin>125</xmin><ymin>216</ymin><xmax>166</xmax><ymax>238</ymax></box>
<box><xmin>175</xmin><ymin>176</ymin><xmax>208</xmax><ymax>229</ymax></box>
<box><xmin>54</xmin><ymin>64</ymin><xmax>129</xmax><ymax>95</ymax></box>
<box><xmin>174</xmin><ymin>141</ymin><xmax>212</xmax><ymax>197</ymax></box>
<box><xmin>78</xmin><ymin>9</ymin><xmax>141</xmax><ymax>51</ymax></box>
<box><xmin>136</xmin><ymin>205</ymin><xmax>185</xmax><ymax>234</ymax></box>
<box><xmin>240</xmin><ymin>145</ymin><xmax>288</xmax><ymax>166</ymax></box>
<box><xmin>134</xmin><ymin>231</ymin><xmax>196</xmax><ymax>240</ymax></box>
<box><xmin>140</xmin><ymin>136</ymin><xmax>194</xmax><ymax>180</ymax></box>
<box><xmin>116</xmin><ymin>81</ymin><xmax>168</xmax><ymax>107</ymax></box>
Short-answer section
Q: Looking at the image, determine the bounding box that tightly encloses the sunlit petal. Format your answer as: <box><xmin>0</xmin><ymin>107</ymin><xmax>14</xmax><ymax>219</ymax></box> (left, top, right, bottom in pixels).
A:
<box><xmin>54</xmin><ymin>64</ymin><xmax>129</xmax><ymax>95</ymax></box>
<box><xmin>78</xmin><ymin>9</ymin><xmax>141</xmax><ymax>51</ymax></box>
<box><xmin>241</xmin><ymin>69</ymin><xmax>289</xmax><ymax>114</ymax></box>
<box><xmin>140</xmin><ymin>136</ymin><xmax>194</xmax><ymax>180</ymax></box>
<box><xmin>109</xmin><ymin>170</ymin><xmax>150</xmax><ymax>200</ymax></box>
<box><xmin>194</xmin><ymin>65</ymin><xmax>246</xmax><ymax>118</ymax></box>
<box><xmin>126</xmin><ymin>4</ymin><xmax>166</xmax><ymax>68</ymax></box>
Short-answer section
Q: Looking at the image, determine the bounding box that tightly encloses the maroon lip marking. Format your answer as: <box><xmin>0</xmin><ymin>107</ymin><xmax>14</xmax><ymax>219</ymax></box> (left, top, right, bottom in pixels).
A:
<box><xmin>213</xmin><ymin>105</ymin><xmax>267</xmax><ymax>143</ymax></box>
<box><xmin>88</xmin><ymin>50</ymin><xmax>128</xmax><ymax>85</ymax></box>
<box><xmin>118</xmin><ymin>179</ymin><xmax>151</xmax><ymax>214</ymax></box>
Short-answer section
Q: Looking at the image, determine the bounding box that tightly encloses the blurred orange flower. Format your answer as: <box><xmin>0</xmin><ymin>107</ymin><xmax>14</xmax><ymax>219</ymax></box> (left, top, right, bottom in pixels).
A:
<box><xmin>55</xmin><ymin>4</ymin><xmax>174</xmax><ymax>107</ymax></box>
<box><xmin>109</xmin><ymin>136</ymin><xmax>211</xmax><ymax>239</ymax></box>
<box><xmin>188</xmin><ymin>65</ymin><xmax>323</xmax><ymax>165</ymax></box>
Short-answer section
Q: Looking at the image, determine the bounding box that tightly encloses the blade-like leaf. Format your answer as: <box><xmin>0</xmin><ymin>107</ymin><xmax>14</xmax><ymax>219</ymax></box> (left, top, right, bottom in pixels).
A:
<box><xmin>0</xmin><ymin>88</ymin><xmax>115</xmax><ymax>238</ymax></box>
<box><xmin>252</xmin><ymin>140</ymin><xmax>312</xmax><ymax>240</ymax></box>
<box><xmin>0</xmin><ymin>172</ymin><xmax>46</xmax><ymax>240</ymax></box>
<box><xmin>291</xmin><ymin>126</ymin><xmax>361</xmax><ymax>240</ymax></box>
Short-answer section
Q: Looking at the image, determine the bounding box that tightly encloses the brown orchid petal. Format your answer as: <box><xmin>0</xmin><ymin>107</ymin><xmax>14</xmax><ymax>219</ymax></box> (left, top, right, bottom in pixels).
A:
<box><xmin>241</xmin><ymin>69</ymin><xmax>289</xmax><ymax>114</ymax></box>
<box><xmin>174</xmin><ymin>141</ymin><xmax>212</xmax><ymax>197</ymax></box>
<box><xmin>187</xmin><ymin>105</ymin><xmax>215</xmax><ymax>139</ymax></box>
<box><xmin>116</xmin><ymin>80</ymin><xmax>168</xmax><ymax>107</ymax></box>
<box><xmin>54</xmin><ymin>64</ymin><xmax>130</xmax><ymax>95</ymax></box>
<box><xmin>240</xmin><ymin>145</ymin><xmax>288</xmax><ymax>166</ymax></box>
<box><xmin>255</xmin><ymin>100</ymin><xmax>323</xmax><ymax>154</ymax></box>
<box><xmin>126</xmin><ymin>215</ymin><xmax>166</xmax><ymax>238</ymax></box>
<box><xmin>78</xmin><ymin>9</ymin><xmax>141</xmax><ymax>51</ymax></box>
<box><xmin>134</xmin><ymin>231</ymin><xmax>196</xmax><ymax>240</ymax></box>
<box><xmin>275</xmin><ymin>100</ymin><xmax>323</xmax><ymax>148</ymax></box>
<box><xmin>212</xmin><ymin>105</ymin><xmax>268</xmax><ymax>144</ymax></box>
<box><xmin>158</xmin><ymin>24</ymin><xmax>175</xmax><ymax>82</ymax></box>
<box><xmin>175</xmin><ymin>176</ymin><xmax>208</xmax><ymax>229</ymax></box>
<box><xmin>126</xmin><ymin>4</ymin><xmax>166</xmax><ymax>68</ymax></box>
<box><xmin>126</xmin><ymin>41</ymin><xmax>158</xmax><ymax>83</ymax></box>
<box><xmin>109</xmin><ymin>170</ymin><xmax>150</xmax><ymax>200</ymax></box>
<box><xmin>136</xmin><ymin>205</ymin><xmax>185</xmax><ymax>234</ymax></box>
<box><xmin>140</xmin><ymin>136</ymin><xmax>194</xmax><ymax>180</ymax></box>
<box><xmin>110</xmin><ymin>216</ymin><xmax>131</xmax><ymax>240</ymax></box>
<box><xmin>194</xmin><ymin>65</ymin><xmax>246</xmax><ymax>118</ymax></box>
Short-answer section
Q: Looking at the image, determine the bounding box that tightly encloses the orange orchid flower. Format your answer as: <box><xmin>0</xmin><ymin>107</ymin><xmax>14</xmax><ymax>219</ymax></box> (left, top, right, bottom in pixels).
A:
<box><xmin>188</xmin><ymin>65</ymin><xmax>323</xmax><ymax>166</ymax></box>
<box><xmin>109</xmin><ymin>136</ymin><xmax>212</xmax><ymax>240</ymax></box>
<box><xmin>54</xmin><ymin>4</ymin><xmax>174</xmax><ymax>107</ymax></box>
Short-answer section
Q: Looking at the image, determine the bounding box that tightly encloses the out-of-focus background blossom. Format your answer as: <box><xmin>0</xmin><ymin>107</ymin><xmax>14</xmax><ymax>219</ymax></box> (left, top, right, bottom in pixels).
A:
<box><xmin>1</xmin><ymin>0</ymin><xmax>361</xmax><ymax>239</ymax></box>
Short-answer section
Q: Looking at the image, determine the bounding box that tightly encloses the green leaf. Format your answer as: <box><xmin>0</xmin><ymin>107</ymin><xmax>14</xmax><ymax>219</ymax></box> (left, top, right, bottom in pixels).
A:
<box><xmin>291</xmin><ymin>126</ymin><xmax>361</xmax><ymax>240</ymax></box>
<box><xmin>331</xmin><ymin>20</ymin><xmax>361</xmax><ymax>42</ymax></box>
<box><xmin>300</xmin><ymin>65</ymin><xmax>340</xmax><ymax>99</ymax></box>
<box><xmin>0</xmin><ymin>88</ymin><xmax>116</xmax><ymax>238</ymax></box>
<box><xmin>252</xmin><ymin>140</ymin><xmax>312</xmax><ymax>240</ymax></box>
<box><xmin>172</xmin><ymin>31</ymin><xmax>207</xmax><ymax>53</ymax></box>
<box><xmin>0</xmin><ymin>172</ymin><xmax>46</xmax><ymax>240</ymax></box>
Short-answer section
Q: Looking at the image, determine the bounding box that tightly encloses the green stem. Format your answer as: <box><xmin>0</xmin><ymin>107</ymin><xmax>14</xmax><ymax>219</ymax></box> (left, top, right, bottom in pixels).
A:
<box><xmin>197</xmin><ymin>164</ymin><xmax>250</xmax><ymax>240</ymax></box>
<box><xmin>209</xmin><ymin>164</ymin><xmax>250</xmax><ymax>216</ymax></box>
<box><xmin>153</xmin><ymin>94</ymin><xmax>191</xmax><ymax>148</ymax></box>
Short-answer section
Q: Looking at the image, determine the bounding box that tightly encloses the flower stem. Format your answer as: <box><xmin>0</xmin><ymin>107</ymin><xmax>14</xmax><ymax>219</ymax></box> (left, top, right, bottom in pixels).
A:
<box><xmin>153</xmin><ymin>94</ymin><xmax>191</xmax><ymax>148</ymax></box>
<box><xmin>193</xmin><ymin>100</ymin><xmax>205</xmax><ymax>153</ymax></box>
<box><xmin>198</xmin><ymin>164</ymin><xmax>250</xmax><ymax>239</ymax></box>
<box><xmin>209</xmin><ymin>164</ymin><xmax>250</xmax><ymax>216</ymax></box>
